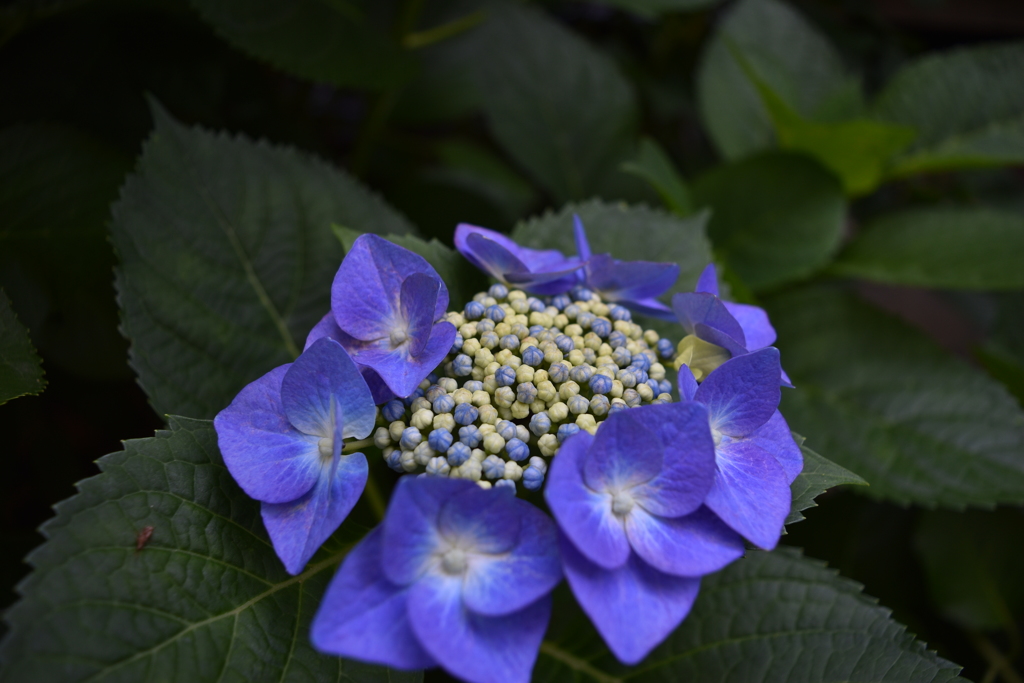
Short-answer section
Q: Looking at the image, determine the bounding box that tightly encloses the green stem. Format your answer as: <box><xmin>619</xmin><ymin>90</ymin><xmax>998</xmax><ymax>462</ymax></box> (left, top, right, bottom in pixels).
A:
<box><xmin>342</xmin><ymin>438</ymin><xmax>374</xmax><ymax>454</ymax></box>
<box><xmin>538</xmin><ymin>642</ymin><xmax>621</xmax><ymax>683</ymax></box>
<box><xmin>971</xmin><ymin>632</ymin><xmax>1024</xmax><ymax>683</ymax></box>
<box><xmin>403</xmin><ymin>10</ymin><xmax>485</xmax><ymax>50</ymax></box>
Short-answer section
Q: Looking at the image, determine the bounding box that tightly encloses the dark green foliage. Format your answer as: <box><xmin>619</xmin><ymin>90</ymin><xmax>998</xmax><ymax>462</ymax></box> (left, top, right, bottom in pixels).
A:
<box><xmin>0</xmin><ymin>290</ymin><xmax>45</xmax><ymax>404</ymax></box>
<box><xmin>787</xmin><ymin>438</ymin><xmax>867</xmax><ymax>525</ymax></box>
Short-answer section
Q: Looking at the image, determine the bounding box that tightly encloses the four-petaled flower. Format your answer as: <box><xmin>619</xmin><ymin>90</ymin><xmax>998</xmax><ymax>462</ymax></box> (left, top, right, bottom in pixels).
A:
<box><xmin>573</xmin><ymin>215</ymin><xmax>680</xmax><ymax>319</ymax></box>
<box><xmin>312</xmin><ymin>478</ymin><xmax>562</xmax><ymax>683</ymax></box>
<box><xmin>214</xmin><ymin>337</ymin><xmax>376</xmax><ymax>574</ymax></box>
<box><xmin>308</xmin><ymin>233</ymin><xmax>456</xmax><ymax>400</ymax></box>
<box><xmin>545</xmin><ymin>403</ymin><xmax>746</xmax><ymax>664</ymax></box>
<box><xmin>454</xmin><ymin>224</ymin><xmax>581</xmax><ymax>295</ymax></box>
<box><xmin>678</xmin><ymin>347</ymin><xmax>803</xmax><ymax>550</ymax></box>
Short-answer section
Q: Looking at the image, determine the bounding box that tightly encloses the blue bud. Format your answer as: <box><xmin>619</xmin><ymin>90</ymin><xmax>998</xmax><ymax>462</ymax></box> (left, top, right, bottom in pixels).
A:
<box><xmin>548</xmin><ymin>362</ymin><xmax>569</xmax><ymax>383</ymax></box>
<box><xmin>659</xmin><ymin>379</ymin><xmax>673</xmax><ymax>395</ymax></box>
<box><xmin>588</xmin><ymin>373</ymin><xmax>613</xmax><ymax>394</ymax></box>
<box><xmin>563</xmin><ymin>304</ymin><xmax>581</xmax><ymax>319</ymax></box>
<box><xmin>459</xmin><ymin>425</ymin><xmax>483</xmax><ymax>448</ymax></box>
<box><xmin>402</xmin><ymin>387</ymin><xmax>425</xmax><ymax>407</ymax></box>
<box><xmin>517</xmin><ymin>382</ymin><xmax>538</xmax><ymax>405</ymax></box>
<box><xmin>590</xmin><ymin>318</ymin><xmax>612</xmax><ymax>337</ymax></box>
<box><xmin>488</xmin><ymin>283</ymin><xmax>509</xmax><ymax>299</ymax></box>
<box><xmin>465</xmin><ymin>380</ymin><xmax>485</xmax><ymax>393</ymax></box>
<box><xmin>657</xmin><ymin>338</ymin><xmax>675</xmax><ymax>359</ymax></box>
<box><xmin>554</xmin><ymin>335</ymin><xmax>575</xmax><ymax>353</ymax></box>
<box><xmin>480</xmin><ymin>331</ymin><xmax>499</xmax><ymax>349</ymax></box>
<box><xmin>464</xmin><ymin>301</ymin><xmax>485</xmax><ymax>320</ymax></box>
<box><xmin>529</xmin><ymin>412</ymin><xmax>551</xmax><ymax>436</ymax></box>
<box><xmin>447</xmin><ymin>442</ymin><xmax>471</xmax><ymax>466</ymax></box>
<box><xmin>630</xmin><ymin>353</ymin><xmax>651</xmax><ymax>370</ymax></box>
<box><xmin>568</xmin><ymin>395</ymin><xmax>590</xmax><ymax>415</ymax></box>
<box><xmin>477</xmin><ymin>318</ymin><xmax>496</xmax><ymax>333</ymax></box>
<box><xmin>557</xmin><ymin>423</ymin><xmax>581</xmax><ymax>443</ymax></box>
<box><xmin>609</xmin><ymin>331</ymin><xmax>629</xmax><ymax>348</ymax></box>
<box><xmin>494</xmin><ymin>479</ymin><xmax>517</xmax><ymax>493</ymax></box>
<box><xmin>529</xmin><ymin>325</ymin><xmax>546</xmax><ymax>337</ymax></box>
<box><xmin>482</xmin><ymin>455</ymin><xmax>506</xmax><ymax>479</ymax></box>
<box><xmin>583</xmin><ymin>348</ymin><xmax>597</xmax><ymax>365</ymax></box>
<box><xmin>427</xmin><ymin>372</ymin><xmax>439</xmax><ymax>384</ymax></box>
<box><xmin>569</xmin><ymin>364</ymin><xmax>594</xmax><ymax>383</ymax></box>
<box><xmin>551</xmin><ymin>294</ymin><xmax>571</xmax><ymax>310</ymax></box>
<box><xmin>452</xmin><ymin>354</ymin><xmax>473</xmax><ymax>376</ymax></box>
<box><xmin>633</xmin><ymin>369</ymin><xmax>649</xmax><ymax>384</ymax></box>
<box><xmin>571</xmin><ymin>286</ymin><xmax>593</xmax><ymax>301</ymax></box>
<box><xmin>609</xmin><ymin>401</ymin><xmax>628</xmax><ymax>415</ymax></box>
<box><xmin>496</xmin><ymin>420</ymin><xmax>517</xmax><ymax>441</ymax></box>
<box><xmin>617</xmin><ymin>369</ymin><xmax>637</xmax><ymax>387</ymax></box>
<box><xmin>432</xmin><ymin>394</ymin><xmax>455</xmax><ymax>414</ymax></box>
<box><xmin>485</xmin><ymin>305</ymin><xmax>505</xmax><ymax>323</ymax></box>
<box><xmin>521</xmin><ymin>346</ymin><xmax>545</xmax><ymax>367</ymax></box>
<box><xmin>428</xmin><ymin>429</ymin><xmax>454</xmax><ymax>452</ymax></box>
<box><xmin>495</xmin><ymin>365</ymin><xmax>517</xmax><ymax>386</ymax></box>
<box><xmin>646</xmin><ymin>379</ymin><xmax>661</xmax><ymax>395</ymax></box>
<box><xmin>522</xmin><ymin>466</ymin><xmax>545</xmax><ymax>491</ymax></box>
<box><xmin>609</xmin><ymin>304</ymin><xmax>632</xmax><ymax>321</ymax></box>
<box><xmin>451</xmin><ymin>333</ymin><xmax>464</xmax><ymax>352</ymax></box>
<box><xmin>623</xmin><ymin>388</ymin><xmax>641</xmax><ymax>407</ymax></box>
<box><xmin>400</xmin><ymin>427</ymin><xmax>422</xmax><ymax>451</ymax></box>
<box><xmin>612</xmin><ymin>347</ymin><xmax>632</xmax><ymax>367</ymax></box>
<box><xmin>577</xmin><ymin>312</ymin><xmax>596</xmax><ymax>329</ymax></box>
<box><xmin>590</xmin><ymin>394</ymin><xmax>610</xmax><ymax>417</ymax></box>
<box><xmin>453</xmin><ymin>403</ymin><xmax>479</xmax><ymax>425</ymax></box>
<box><xmin>500</xmin><ymin>334</ymin><xmax>520</xmax><ymax>351</ymax></box>
<box><xmin>528</xmin><ymin>298</ymin><xmax>546</xmax><ymax>312</ymax></box>
<box><xmin>382</xmin><ymin>400</ymin><xmax>406</xmax><ymax>422</ymax></box>
<box><xmin>506</xmin><ymin>437</ymin><xmax>530</xmax><ymax>462</ymax></box>
<box><xmin>425</xmin><ymin>385</ymin><xmax>446</xmax><ymax>402</ymax></box>
<box><xmin>385</xmin><ymin>449</ymin><xmax>403</xmax><ymax>471</ymax></box>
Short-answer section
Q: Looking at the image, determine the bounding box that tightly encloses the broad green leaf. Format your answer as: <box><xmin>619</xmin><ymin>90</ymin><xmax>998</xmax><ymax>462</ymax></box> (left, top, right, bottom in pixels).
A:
<box><xmin>768</xmin><ymin>285</ymin><xmax>1024</xmax><ymax>507</ymax></box>
<box><xmin>787</xmin><ymin>436</ymin><xmax>867</xmax><ymax>525</ymax></box>
<box><xmin>916</xmin><ymin>508</ymin><xmax>1024</xmax><ymax>632</ymax></box>
<box><xmin>833</xmin><ymin>207</ymin><xmax>1024</xmax><ymax>290</ymax></box>
<box><xmin>333</xmin><ymin>225</ymin><xmax>487</xmax><ymax>310</ymax></box>
<box><xmin>874</xmin><ymin>42</ymin><xmax>1024</xmax><ymax>177</ymax></box>
<box><xmin>620</xmin><ymin>138</ymin><xmax>693</xmax><ymax>216</ymax></box>
<box><xmin>111</xmin><ymin>101</ymin><xmax>414</xmax><ymax>420</ymax></box>
<box><xmin>692</xmin><ymin>152</ymin><xmax>845</xmax><ymax>291</ymax></box>
<box><xmin>696</xmin><ymin>0</ymin><xmax>862</xmax><ymax>160</ymax></box>
<box><xmin>583</xmin><ymin>0</ymin><xmax>721</xmax><ymax>18</ymax></box>
<box><xmin>0</xmin><ymin>417</ymin><xmax>418</xmax><ymax>682</ymax></box>
<box><xmin>977</xmin><ymin>292</ymin><xmax>1024</xmax><ymax>405</ymax></box>
<box><xmin>190</xmin><ymin>0</ymin><xmax>414</xmax><ymax>91</ymax></box>
<box><xmin>432</xmin><ymin>140</ymin><xmax>539</xmax><ymax>223</ymax></box>
<box><xmin>467</xmin><ymin>1</ymin><xmax>639</xmax><ymax>202</ymax></box>
<box><xmin>0</xmin><ymin>289</ymin><xmax>45</xmax><ymax>405</ymax></box>
<box><xmin>536</xmin><ymin>547</ymin><xmax>962</xmax><ymax>682</ymax></box>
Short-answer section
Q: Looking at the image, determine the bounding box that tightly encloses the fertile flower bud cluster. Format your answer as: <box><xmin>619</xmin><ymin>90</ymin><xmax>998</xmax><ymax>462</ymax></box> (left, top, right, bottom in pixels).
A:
<box><xmin>371</xmin><ymin>283</ymin><xmax>677</xmax><ymax>492</ymax></box>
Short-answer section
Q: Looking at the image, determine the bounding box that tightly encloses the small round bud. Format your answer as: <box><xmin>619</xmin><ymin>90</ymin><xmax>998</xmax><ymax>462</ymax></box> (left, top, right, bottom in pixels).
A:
<box><xmin>480</xmin><ymin>331</ymin><xmax>499</xmax><ymax>350</ymax></box>
<box><xmin>637</xmin><ymin>383</ymin><xmax>655</xmax><ymax>402</ymax></box>
<box><xmin>499</xmin><ymin>334</ymin><xmax>520</xmax><ymax>351</ymax></box>
<box><xmin>411</xmin><ymin>409</ymin><xmax>433</xmax><ymax>430</ymax></box>
<box><xmin>569</xmin><ymin>364</ymin><xmax>595</xmax><ymax>383</ymax></box>
<box><xmin>429</xmin><ymin>429</ymin><xmax>454</xmax><ymax>452</ymax></box>
<box><xmin>453</xmin><ymin>403</ymin><xmax>479</xmax><ymax>425</ymax></box>
<box><xmin>536</xmin><ymin>380</ymin><xmax>557</xmax><ymax>403</ymax></box>
<box><xmin>399</xmin><ymin>427</ymin><xmax>422</xmax><ymax>451</ymax></box>
<box><xmin>464</xmin><ymin>301</ymin><xmax>485</xmax><ymax>320</ymax></box>
<box><xmin>459</xmin><ymin>425</ymin><xmax>483</xmax><ymax>448</ymax></box>
<box><xmin>425</xmin><ymin>385</ymin><xmax>447</xmax><ymax>402</ymax></box>
<box><xmin>515</xmin><ymin>365</ymin><xmax>535</xmax><ymax>385</ymax></box>
<box><xmin>537</xmin><ymin>433</ymin><xmax>559</xmax><ymax>456</ymax></box>
<box><xmin>438</xmin><ymin>377</ymin><xmax>458</xmax><ymax>393</ymax></box>
<box><xmin>400</xmin><ymin>450</ymin><xmax>417</xmax><ymax>472</ymax></box>
<box><xmin>557</xmin><ymin>423</ymin><xmax>581</xmax><ymax>443</ymax></box>
<box><xmin>384</xmin><ymin>447</ymin><xmax>402</xmax><ymax>471</ymax></box>
<box><xmin>576</xmin><ymin>414</ymin><xmax>598</xmax><ymax>432</ymax></box>
<box><xmin>609</xmin><ymin>304</ymin><xmax>631</xmax><ymax>321</ymax></box>
<box><xmin>656</xmin><ymin>338</ymin><xmax>675</xmax><ymax>359</ymax></box>
<box><xmin>483</xmin><ymin>433</ymin><xmax>506</xmax><ymax>454</ymax></box>
<box><xmin>510</xmin><ymin>401</ymin><xmax>531</xmax><ymax>419</ymax></box>
<box><xmin>568</xmin><ymin>394</ymin><xmax>590</xmax><ymax>415</ymax></box>
<box><xmin>530</xmin><ymin>411</ymin><xmax>552</xmax><ymax>436</ymax></box>
<box><xmin>388</xmin><ymin>420</ymin><xmax>406</xmax><ymax>442</ymax></box>
<box><xmin>609</xmin><ymin>331</ymin><xmax>629</xmax><ymax>348</ymax></box>
<box><xmin>506</xmin><ymin>438</ymin><xmax>530</xmax><ymax>462</ymax></box>
<box><xmin>433</xmin><ymin>413</ymin><xmax>455</xmax><ymax>432</ymax></box>
<box><xmin>410</xmin><ymin>397</ymin><xmax>431</xmax><ymax>414</ymax></box>
<box><xmin>494</xmin><ymin>420</ymin><xmax>516</xmax><ymax>441</ymax></box>
<box><xmin>554</xmin><ymin>334</ymin><xmax>574</xmax><ymax>353</ymax></box>
<box><xmin>482</xmin><ymin>455</ymin><xmax>506</xmax><ymax>480</ymax></box>
<box><xmin>623</xmin><ymin>388</ymin><xmax>641</xmax><ymax>407</ymax></box>
<box><xmin>591</xmin><ymin>318</ymin><xmax>612</xmax><ymax>338</ymax></box>
<box><xmin>373</xmin><ymin>427</ymin><xmax>392</xmax><ymax>449</ymax></box>
<box><xmin>447</xmin><ymin>442</ymin><xmax>472</xmax><ymax>467</ymax></box>
<box><xmin>577</xmin><ymin>312</ymin><xmax>596</xmax><ymax>329</ymax></box>
<box><xmin>521</xmin><ymin>345</ymin><xmax>544</xmax><ymax>367</ymax></box>
<box><xmin>522</xmin><ymin>466</ymin><xmax>545</xmax><ymax>491</ymax></box>
<box><xmin>515</xmin><ymin>425</ymin><xmax>531</xmax><ymax>443</ymax></box>
<box><xmin>616</xmin><ymin>369</ymin><xmax>637</xmax><ymax>388</ymax></box>
<box><xmin>426</xmin><ymin>456</ymin><xmax>450</xmax><ymax>477</ymax></box>
<box><xmin>558</xmin><ymin>381</ymin><xmax>581</xmax><ymax>402</ymax></box>
<box><xmin>551</xmin><ymin>294</ymin><xmax>571</xmax><ymax>310</ymax></box>
<box><xmin>485</xmin><ymin>305</ymin><xmax>505</xmax><ymax>322</ymax></box>
<box><xmin>548</xmin><ymin>401</ymin><xmax>569</xmax><ymax>422</ymax></box>
<box><xmin>590</xmin><ymin>394</ymin><xmax>610</xmax><ymax>417</ymax></box>
<box><xmin>488</xmin><ymin>283</ymin><xmax>509</xmax><ymax>299</ymax></box>
<box><xmin>493</xmin><ymin>479</ymin><xmax>514</xmax><ymax>493</ymax></box>
<box><xmin>414</xmin><ymin>442</ymin><xmax>434</xmax><ymax>466</ymax></box>
<box><xmin>612</xmin><ymin>347</ymin><xmax>632</xmax><ymax>367</ymax></box>
<box><xmin>588</xmin><ymin>373</ymin><xmax>613</xmax><ymax>394</ymax></box>
<box><xmin>517</xmin><ymin>381</ymin><xmax>538</xmax><ymax>405</ymax></box>
<box><xmin>464</xmin><ymin>380</ymin><xmax>484</xmax><ymax>392</ymax></box>
<box><xmin>494</xmin><ymin>386</ymin><xmax>515</xmax><ymax>407</ymax></box>
<box><xmin>453</xmin><ymin>354</ymin><xmax>473</xmax><ymax>376</ymax></box>
<box><xmin>543</xmin><ymin>346</ymin><xmax>563</xmax><ymax>364</ymax></box>
<box><xmin>383</xmin><ymin>400</ymin><xmax>405</xmax><ymax>423</ymax></box>
<box><xmin>472</xmin><ymin>390</ymin><xmax>491</xmax><ymax>407</ymax></box>
<box><xmin>503</xmin><ymin>461</ymin><xmax>523</xmax><ymax>481</ymax></box>
<box><xmin>548</xmin><ymin>362</ymin><xmax>570</xmax><ymax>383</ymax></box>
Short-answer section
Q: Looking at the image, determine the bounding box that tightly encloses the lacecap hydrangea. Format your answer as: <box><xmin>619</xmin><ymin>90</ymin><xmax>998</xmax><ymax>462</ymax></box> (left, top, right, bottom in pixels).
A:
<box><xmin>213</xmin><ymin>218</ymin><xmax>803</xmax><ymax>683</ymax></box>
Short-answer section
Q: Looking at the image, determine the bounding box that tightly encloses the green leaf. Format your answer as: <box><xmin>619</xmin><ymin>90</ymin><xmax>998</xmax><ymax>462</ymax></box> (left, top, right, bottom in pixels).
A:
<box><xmin>620</xmin><ymin>138</ymin><xmax>693</xmax><ymax>216</ymax></box>
<box><xmin>916</xmin><ymin>508</ymin><xmax>1024</xmax><ymax>632</ymax></box>
<box><xmin>976</xmin><ymin>292</ymin><xmax>1024</xmax><ymax>405</ymax></box>
<box><xmin>583</xmin><ymin>0</ymin><xmax>721</xmax><ymax>18</ymax></box>
<box><xmin>536</xmin><ymin>547</ymin><xmax>962</xmax><ymax>682</ymax></box>
<box><xmin>0</xmin><ymin>289</ymin><xmax>45</xmax><ymax>405</ymax></box>
<box><xmin>787</xmin><ymin>435</ymin><xmax>867</xmax><ymax>525</ymax></box>
<box><xmin>874</xmin><ymin>42</ymin><xmax>1024</xmax><ymax>177</ymax></box>
<box><xmin>111</xmin><ymin>101</ymin><xmax>414</xmax><ymax>420</ymax></box>
<box><xmin>833</xmin><ymin>207</ymin><xmax>1024</xmax><ymax>290</ymax></box>
<box><xmin>696</xmin><ymin>0</ymin><xmax>862</xmax><ymax>161</ymax></box>
<box><xmin>0</xmin><ymin>416</ymin><xmax>418</xmax><ymax>682</ymax></box>
<box><xmin>692</xmin><ymin>152</ymin><xmax>845</xmax><ymax>291</ymax></box>
<box><xmin>767</xmin><ymin>285</ymin><xmax>1024</xmax><ymax>507</ymax></box>
<box><xmin>432</xmin><ymin>139</ymin><xmax>539</xmax><ymax>222</ymax></box>
<box><xmin>467</xmin><ymin>1</ymin><xmax>639</xmax><ymax>202</ymax></box>
<box><xmin>190</xmin><ymin>0</ymin><xmax>414</xmax><ymax>90</ymax></box>
<box><xmin>332</xmin><ymin>225</ymin><xmax>487</xmax><ymax>310</ymax></box>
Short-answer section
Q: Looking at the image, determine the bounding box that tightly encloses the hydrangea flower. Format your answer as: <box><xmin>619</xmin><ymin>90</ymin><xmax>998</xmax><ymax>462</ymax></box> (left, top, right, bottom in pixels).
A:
<box><xmin>573</xmin><ymin>215</ymin><xmax>680</xmax><ymax>319</ymax></box>
<box><xmin>214</xmin><ymin>338</ymin><xmax>376</xmax><ymax>574</ymax></box>
<box><xmin>311</xmin><ymin>477</ymin><xmax>562</xmax><ymax>683</ymax></box>
<box><xmin>454</xmin><ymin>224</ymin><xmax>581</xmax><ymax>295</ymax></box>
<box><xmin>308</xmin><ymin>233</ymin><xmax>456</xmax><ymax>400</ymax></box>
<box><xmin>671</xmin><ymin>263</ymin><xmax>791</xmax><ymax>384</ymax></box>
<box><xmin>678</xmin><ymin>347</ymin><xmax>802</xmax><ymax>550</ymax></box>
<box><xmin>545</xmin><ymin>403</ymin><xmax>746</xmax><ymax>664</ymax></box>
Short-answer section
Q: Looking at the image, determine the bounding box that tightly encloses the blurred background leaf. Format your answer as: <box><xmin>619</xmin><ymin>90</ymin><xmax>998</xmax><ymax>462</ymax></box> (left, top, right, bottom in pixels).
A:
<box><xmin>0</xmin><ymin>291</ymin><xmax>45</xmax><ymax>405</ymax></box>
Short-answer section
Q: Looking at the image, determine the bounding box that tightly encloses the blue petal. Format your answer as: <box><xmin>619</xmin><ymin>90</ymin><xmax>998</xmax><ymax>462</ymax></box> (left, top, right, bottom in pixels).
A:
<box><xmin>408</xmin><ymin>576</ymin><xmax>551</xmax><ymax>683</ymax></box>
<box><xmin>723</xmin><ymin>301</ymin><xmax>776</xmax><ymax>349</ymax></box>
<box><xmin>438</xmin><ymin>486</ymin><xmax>521</xmax><ymax>556</ymax></box>
<box><xmin>361</xmin><ymin>366</ymin><xmax>397</xmax><ymax>404</ymax></box>
<box><xmin>214</xmin><ymin>365</ymin><xmax>321</xmax><ymax>504</ymax></box>
<box><xmin>464</xmin><ymin>231</ymin><xmax>530</xmax><ymax>282</ymax></box>
<box><xmin>455</xmin><ymin>224</ymin><xmax>528</xmax><ymax>275</ymax></box>
<box><xmin>586</xmin><ymin>255</ymin><xmax>679</xmax><ymax>303</ymax></box>
<box><xmin>281</xmin><ymin>337</ymin><xmax>376</xmax><ymax>441</ymax></box>
<box><xmin>705</xmin><ymin>439</ymin><xmax>791</xmax><ymax>550</ymax></box>
<box><xmin>749</xmin><ymin>411</ymin><xmax>804</xmax><ymax>484</ymax></box>
<box><xmin>694</xmin><ymin>348</ymin><xmax>780</xmax><ymax>438</ymax></box>
<box><xmin>624</xmin><ymin>403</ymin><xmax>717</xmax><ymax>519</ymax></box>
<box><xmin>573</xmin><ymin>214</ymin><xmax>592</xmax><ymax>262</ymax></box>
<box><xmin>544</xmin><ymin>432</ymin><xmax>631</xmax><ymax>570</ymax></box>
<box><xmin>310</xmin><ymin>527</ymin><xmax>436</xmax><ymax>670</ymax></box>
<box><xmin>618</xmin><ymin>297</ymin><xmax>677</xmax><ymax>321</ymax></box>
<box><xmin>625</xmin><ymin>505</ymin><xmax>744</xmax><ymax>577</ymax></box>
<box><xmin>677</xmin><ymin>365</ymin><xmax>698</xmax><ymax>401</ymax></box>
<box><xmin>348</xmin><ymin>320</ymin><xmax>457</xmax><ymax>398</ymax></box>
<box><xmin>560</xmin><ymin>534</ymin><xmax>701</xmax><ymax>666</ymax></box>
<box><xmin>383</xmin><ymin>477</ymin><xmax>478</xmax><ymax>585</ymax></box>
<box><xmin>695</xmin><ymin>263</ymin><xmax>719</xmax><ymax>295</ymax></box>
<box><xmin>304</xmin><ymin>312</ymin><xmax>343</xmax><ymax>350</ymax></box>
<box><xmin>583</xmin><ymin>408</ymin><xmax>664</xmax><ymax>493</ymax></box>
<box><xmin>671</xmin><ymin>292</ymin><xmax>747</xmax><ymax>356</ymax></box>
<box><xmin>261</xmin><ymin>451</ymin><xmax>368</xmax><ymax>574</ymax></box>
<box><xmin>400</xmin><ymin>272</ymin><xmax>443</xmax><ymax>358</ymax></box>
<box><xmin>461</xmin><ymin>498</ymin><xmax>561</xmax><ymax>616</ymax></box>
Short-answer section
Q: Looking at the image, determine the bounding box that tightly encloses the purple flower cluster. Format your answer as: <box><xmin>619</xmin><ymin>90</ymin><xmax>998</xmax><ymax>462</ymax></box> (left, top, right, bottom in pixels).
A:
<box><xmin>214</xmin><ymin>225</ymin><xmax>804</xmax><ymax>682</ymax></box>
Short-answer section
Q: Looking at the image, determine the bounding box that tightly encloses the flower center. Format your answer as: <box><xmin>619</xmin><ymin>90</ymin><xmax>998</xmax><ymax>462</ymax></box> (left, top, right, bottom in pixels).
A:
<box><xmin>611</xmin><ymin>491</ymin><xmax>635</xmax><ymax>517</ymax></box>
<box><xmin>389</xmin><ymin>325</ymin><xmax>409</xmax><ymax>347</ymax></box>
<box><xmin>441</xmin><ymin>548</ymin><xmax>468</xmax><ymax>575</ymax></box>
<box><xmin>318</xmin><ymin>436</ymin><xmax>334</xmax><ymax>459</ymax></box>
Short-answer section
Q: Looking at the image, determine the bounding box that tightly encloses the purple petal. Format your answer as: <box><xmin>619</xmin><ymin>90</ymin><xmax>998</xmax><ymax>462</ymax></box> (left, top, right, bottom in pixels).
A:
<box><xmin>583</xmin><ymin>408</ymin><xmax>664</xmax><ymax>493</ymax></box>
<box><xmin>618</xmin><ymin>297</ymin><xmax>677</xmax><ymax>321</ymax></box>
<box><xmin>408</xmin><ymin>576</ymin><xmax>551</xmax><ymax>683</ymax></box>
<box><xmin>461</xmin><ymin>499</ymin><xmax>561</xmax><ymax>616</ymax></box>
<box><xmin>625</xmin><ymin>505</ymin><xmax>744</xmax><ymax>577</ymax></box>
<box><xmin>677</xmin><ymin>365</ymin><xmax>698</xmax><ymax>401</ymax></box>
<box><xmin>401</xmin><ymin>272</ymin><xmax>442</xmax><ymax>358</ymax></box>
<box><xmin>261</xmin><ymin>451</ymin><xmax>368</xmax><ymax>574</ymax></box>
<box><xmin>627</xmin><ymin>402</ymin><xmax>717</xmax><ymax>518</ymax></box>
<box><xmin>749</xmin><ymin>411</ymin><xmax>804</xmax><ymax>484</ymax></box>
<box><xmin>466</xmin><ymin>231</ymin><xmax>530</xmax><ymax>281</ymax></box>
<box><xmin>281</xmin><ymin>338</ymin><xmax>375</xmax><ymax>441</ymax></box>
<box><xmin>304</xmin><ymin>312</ymin><xmax>342</xmax><ymax>350</ymax></box>
<box><xmin>586</xmin><ymin>255</ymin><xmax>679</xmax><ymax>303</ymax></box>
<box><xmin>362</xmin><ymin>366</ymin><xmax>397</xmax><ymax>404</ymax></box>
<box><xmin>349</xmin><ymin>320</ymin><xmax>457</xmax><ymax>398</ymax></box>
<box><xmin>214</xmin><ymin>365</ymin><xmax>321</xmax><ymax>504</ymax></box>
<box><xmin>333</xmin><ymin>234</ymin><xmax>448</xmax><ymax>342</ymax></box>
<box><xmin>311</xmin><ymin>527</ymin><xmax>436</xmax><ymax>669</ymax></box>
<box><xmin>694</xmin><ymin>348</ymin><xmax>780</xmax><ymax>438</ymax></box>
<box><xmin>695</xmin><ymin>263</ymin><xmax>719</xmax><ymax>295</ymax></box>
<box><xmin>455</xmin><ymin>224</ymin><xmax>527</xmax><ymax>273</ymax></box>
<box><xmin>573</xmin><ymin>215</ymin><xmax>592</xmax><ymax>262</ymax></box>
<box><xmin>560</xmin><ymin>534</ymin><xmax>701</xmax><ymax>666</ymax></box>
<box><xmin>671</xmin><ymin>292</ymin><xmax>748</xmax><ymax>356</ymax></box>
<box><xmin>383</xmin><ymin>477</ymin><xmax>478</xmax><ymax>586</ymax></box>
<box><xmin>438</xmin><ymin>486</ymin><xmax>522</xmax><ymax>556</ymax></box>
<box><xmin>544</xmin><ymin>432</ymin><xmax>630</xmax><ymax>570</ymax></box>
<box><xmin>705</xmin><ymin>439</ymin><xmax>791</xmax><ymax>550</ymax></box>
<box><xmin>723</xmin><ymin>301</ymin><xmax>776</xmax><ymax>349</ymax></box>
